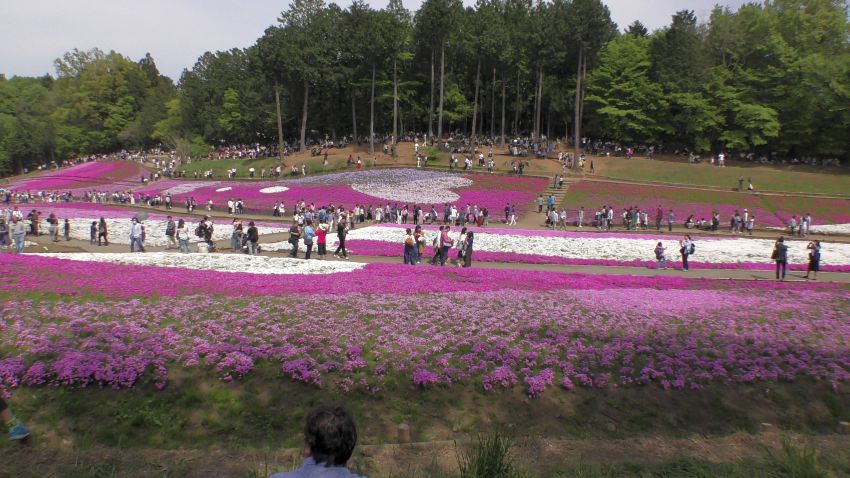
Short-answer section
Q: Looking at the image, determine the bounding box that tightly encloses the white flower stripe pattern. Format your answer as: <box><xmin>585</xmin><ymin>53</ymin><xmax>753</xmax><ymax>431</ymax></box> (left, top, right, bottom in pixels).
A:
<box><xmin>63</xmin><ymin>218</ymin><xmax>286</xmax><ymax>247</ymax></box>
<box><xmin>32</xmin><ymin>252</ymin><xmax>365</xmax><ymax>275</ymax></box>
<box><xmin>350</xmin><ymin>176</ymin><xmax>473</xmax><ymax>204</ymax></box>
<box><xmin>341</xmin><ymin>226</ymin><xmax>850</xmax><ymax>265</ymax></box>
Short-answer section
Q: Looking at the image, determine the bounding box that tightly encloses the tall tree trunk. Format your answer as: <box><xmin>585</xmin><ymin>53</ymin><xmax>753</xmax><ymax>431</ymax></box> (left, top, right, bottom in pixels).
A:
<box><xmin>275</xmin><ymin>82</ymin><xmax>284</xmax><ymax>162</ymax></box>
<box><xmin>535</xmin><ymin>65</ymin><xmax>544</xmax><ymax>141</ymax></box>
<box><xmin>501</xmin><ymin>79</ymin><xmax>506</xmax><ymax>145</ymax></box>
<box><xmin>437</xmin><ymin>43</ymin><xmax>446</xmax><ymax>141</ymax></box>
<box><xmin>393</xmin><ymin>57</ymin><xmax>398</xmax><ymax>159</ymax></box>
<box><xmin>300</xmin><ymin>81</ymin><xmax>309</xmax><ymax>153</ymax></box>
<box><xmin>532</xmin><ymin>65</ymin><xmax>540</xmax><ymax>139</ymax></box>
<box><xmin>490</xmin><ymin>67</ymin><xmax>496</xmax><ymax>141</ymax></box>
<box><xmin>573</xmin><ymin>47</ymin><xmax>583</xmax><ymax>170</ymax></box>
<box><xmin>513</xmin><ymin>69</ymin><xmax>520</xmax><ymax>135</ymax></box>
<box><xmin>351</xmin><ymin>87</ymin><xmax>357</xmax><ymax>143</ymax></box>
<box><xmin>369</xmin><ymin>64</ymin><xmax>376</xmax><ymax>155</ymax></box>
<box><xmin>428</xmin><ymin>48</ymin><xmax>435</xmax><ymax>142</ymax></box>
<box><xmin>579</xmin><ymin>54</ymin><xmax>587</xmax><ymax>134</ymax></box>
<box><xmin>471</xmin><ymin>60</ymin><xmax>481</xmax><ymax>138</ymax></box>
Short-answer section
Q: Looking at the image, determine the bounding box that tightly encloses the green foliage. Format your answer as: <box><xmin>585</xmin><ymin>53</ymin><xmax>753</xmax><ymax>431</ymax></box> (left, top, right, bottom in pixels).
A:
<box><xmin>585</xmin><ymin>36</ymin><xmax>665</xmax><ymax>143</ymax></box>
<box><xmin>2</xmin><ymin>0</ymin><xmax>849</xmax><ymax>174</ymax></box>
<box><xmin>457</xmin><ymin>430</ymin><xmax>521</xmax><ymax>478</ymax></box>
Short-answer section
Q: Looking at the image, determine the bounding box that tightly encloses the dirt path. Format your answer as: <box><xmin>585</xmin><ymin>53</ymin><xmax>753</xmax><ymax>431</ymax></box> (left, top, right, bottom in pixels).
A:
<box><xmin>1</xmin><ymin>431</ymin><xmax>847</xmax><ymax>477</ymax></box>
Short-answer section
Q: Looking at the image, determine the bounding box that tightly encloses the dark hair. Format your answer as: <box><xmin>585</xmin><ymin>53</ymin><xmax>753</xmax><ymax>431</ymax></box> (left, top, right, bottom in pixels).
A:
<box><xmin>304</xmin><ymin>405</ymin><xmax>357</xmax><ymax>466</ymax></box>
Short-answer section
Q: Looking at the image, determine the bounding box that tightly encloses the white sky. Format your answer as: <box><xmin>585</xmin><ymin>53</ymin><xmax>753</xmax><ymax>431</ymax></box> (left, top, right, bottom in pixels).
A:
<box><xmin>1</xmin><ymin>0</ymin><xmax>750</xmax><ymax>81</ymax></box>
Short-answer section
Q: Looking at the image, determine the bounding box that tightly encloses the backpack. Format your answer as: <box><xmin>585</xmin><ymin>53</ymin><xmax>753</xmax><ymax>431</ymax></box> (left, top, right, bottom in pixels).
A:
<box><xmin>195</xmin><ymin>224</ymin><xmax>203</xmax><ymax>237</ymax></box>
<box><xmin>689</xmin><ymin>243</ymin><xmax>695</xmax><ymax>255</ymax></box>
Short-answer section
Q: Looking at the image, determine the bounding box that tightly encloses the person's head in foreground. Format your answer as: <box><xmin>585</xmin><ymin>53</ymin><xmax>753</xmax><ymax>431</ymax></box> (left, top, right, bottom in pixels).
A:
<box><xmin>270</xmin><ymin>404</ymin><xmax>364</xmax><ymax>478</ymax></box>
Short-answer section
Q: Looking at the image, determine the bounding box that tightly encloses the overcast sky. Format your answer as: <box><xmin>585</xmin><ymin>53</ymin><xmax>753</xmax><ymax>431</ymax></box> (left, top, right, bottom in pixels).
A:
<box><xmin>1</xmin><ymin>0</ymin><xmax>750</xmax><ymax>81</ymax></box>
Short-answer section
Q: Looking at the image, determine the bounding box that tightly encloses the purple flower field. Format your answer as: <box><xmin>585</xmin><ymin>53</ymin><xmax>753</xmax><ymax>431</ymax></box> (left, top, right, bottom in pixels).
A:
<box><xmin>1</xmin><ymin>254</ymin><xmax>848</xmax><ymax>397</ymax></box>
<box><xmin>1</xmin><ymin>285</ymin><xmax>847</xmax><ymax>396</ymax></box>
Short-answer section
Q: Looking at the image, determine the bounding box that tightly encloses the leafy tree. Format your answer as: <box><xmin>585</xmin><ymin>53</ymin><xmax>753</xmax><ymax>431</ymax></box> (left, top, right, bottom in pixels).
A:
<box><xmin>585</xmin><ymin>35</ymin><xmax>665</xmax><ymax>143</ymax></box>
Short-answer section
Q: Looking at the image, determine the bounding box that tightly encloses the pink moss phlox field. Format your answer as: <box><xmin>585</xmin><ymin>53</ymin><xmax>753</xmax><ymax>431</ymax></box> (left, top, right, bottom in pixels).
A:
<box><xmin>10</xmin><ymin>161</ymin><xmax>145</xmax><ymax>192</ymax></box>
<box><xmin>0</xmin><ymin>253</ymin><xmax>836</xmax><ymax>300</ymax></box>
<box><xmin>343</xmin><ymin>240</ymin><xmax>850</xmax><ymax>272</ymax></box>
<box><xmin>133</xmin><ymin>171</ymin><xmax>544</xmax><ymax>212</ymax></box>
<box><xmin>1</xmin><ymin>280</ymin><xmax>847</xmax><ymax>397</ymax></box>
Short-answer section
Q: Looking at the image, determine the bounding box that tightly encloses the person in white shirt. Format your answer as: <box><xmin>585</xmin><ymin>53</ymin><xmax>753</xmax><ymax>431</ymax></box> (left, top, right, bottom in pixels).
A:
<box><xmin>130</xmin><ymin>218</ymin><xmax>145</xmax><ymax>253</ymax></box>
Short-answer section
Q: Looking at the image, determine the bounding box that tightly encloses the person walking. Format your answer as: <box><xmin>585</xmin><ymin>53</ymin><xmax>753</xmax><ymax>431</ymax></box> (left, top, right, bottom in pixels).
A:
<box><xmin>166</xmin><ymin>216</ymin><xmax>177</xmax><ymax>250</ymax></box>
<box><xmin>804</xmin><ymin>240</ymin><xmax>820</xmax><ymax>280</ymax></box>
<box><xmin>176</xmin><ymin>219</ymin><xmax>191</xmax><ymax>253</ymax></box>
<box><xmin>10</xmin><ymin>216</ymin><xmax>26</xmax><ymax>253</ymax></box>
<box><xmin>246</xmin><ymin>221</ymin><xmax>259</xmax><ymax>255</ymax></box>
<box><xmin>403</xmin><ymin>228</ymin><xmax>416</xmax><ymax>265</ymax></box>
<box><xmin>667</xmin><ymin>209</ymin><xmax>675</xmax><ymax>232</ymax></box>
<box><xmin>654</xmin><ymin>242</ymin><xmax>668</xmax><ymax>270</ymax></box>
<box><xmin>230</xmin><ymin>219</ymin><xmax>243</xmax><ymax>251</ymax></box>
<box><xmin>655</xmin><ymin>205</ymin><xmax>663</xmax><ymax>231</ymax></box>
<box><xmin>772</xmin><ymin>236</ymin><xmax>788</xmax><ymax>281</ymax></box>
<box><xmin>0</xmin><ymin>218</ymin><xmax>9</xmax><ymax>250</ymax></box>
<box><xmin>129</xmin><ymin>218</ymin><xmax>145</xmax><ymax>253</ymax></box>
<box><xmin>439</xmin><ymin>226</ymin><xmax>453</xmax><ymax>266</ymax></box>
<box><xmin>316</xmin><ymin>223</ymin><xmax>328</xmax><ymax>259</ymax></box>
<box><xmin>98</xmin><ymin>217</ymin><xmax>108</xmax><ymax>246</ymax></box>
<box><xmin>288</xmin><ymin>221</ymin><xmax>301</xmax><ymax>258</ymax></box>
<box><xmin>414</xmin><ymin>225</ymin><xmax>425</xmax><ymax>264</ymax></box>
<box><xmin>463</xmin><ymin>231</ymin><xmax>474</xmax><ymax>267</ymax></box>
<box><xmin>63</xmin><ymin>218</ymin><xmax>70</xmax><ymax>241</ymax></box>
<box><xmin>455</xmin><ymin>227</ymin><xmax>468</xmax><ymax>266</ymax></box>
<box><xmin>334</xmin><ymin>218</ymin><xmax>348</xmax><ymax>259</ymax></box>
<box><xmin>679</xmin><ymin>235</ymin><xmax>693</xmax><ymax>271</ymax></box>
<box><xmin>303</xmin><ymin>220</ymin><xmax>315</xmax><ymax>259</ymax></box>
<box><xmin>46</xmin><ymin>213</ymin><xmax>59</xmax><ymax>242</ymax></box>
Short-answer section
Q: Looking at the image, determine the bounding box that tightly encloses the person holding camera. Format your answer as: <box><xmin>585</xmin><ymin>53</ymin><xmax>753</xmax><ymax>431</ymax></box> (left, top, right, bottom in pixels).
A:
<box><xmin>804</xmin><ymin>240</ymin><xmax>821</xmax><ymax>280</ymax></box>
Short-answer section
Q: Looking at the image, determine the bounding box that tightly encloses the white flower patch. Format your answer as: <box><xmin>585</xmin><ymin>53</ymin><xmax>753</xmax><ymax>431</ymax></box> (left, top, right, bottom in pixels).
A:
<box><xmin>161</xmin><ymin>181</ymin><xmax>219</xmax><ymax>195</ymax></box>
<box><xmin>33</xmin><ymin>252</ymin><xmax>365</xmax><ymax>275</ymax></box>
<box><xmin>808</xmin><ymin>223</ymin><xmax>850</xmax><ymax>235</ymax></box>
<box><xmin>215</xmin><ymin>187</ymin><xmax>233</xmax><ymax>192</ymax></box>
<box><xmin>259</xmin><ymin>186</ymin><xmax>290</xmax><ymax>194</ymax></box>
<box><xmin>64</xmin><ymin>218</ymin><xmax>285</xmax><ymax>247</ymax></box>
<box><xmin>344</xmin><ymin>226</ymin><xmax>850</xmax><ymax>265</ymax></box>
<box><xmin>351</xmin><ymin>176</ymin><xmax>473</xmax><ymax>204</ymax></box>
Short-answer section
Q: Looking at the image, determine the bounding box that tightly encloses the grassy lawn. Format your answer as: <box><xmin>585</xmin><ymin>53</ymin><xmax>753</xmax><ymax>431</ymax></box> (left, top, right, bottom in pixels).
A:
<box><xmin>561</xmin><ymin>180</ymin><xmax>850</xmax><ymax>226</ymax></box>
<box><xmin>1</xmin><ymin>374</ymin><xmax>848</xmax><ymax>476</ymax></box>
<box><xmin>594</xmin><ymin>155</ymin><xmax>850</xmax><ymax>197</ymax></box>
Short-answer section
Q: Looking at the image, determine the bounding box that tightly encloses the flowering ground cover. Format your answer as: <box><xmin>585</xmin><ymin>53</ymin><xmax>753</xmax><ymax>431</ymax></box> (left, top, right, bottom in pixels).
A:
<box><xmin>32</xmin><ymin>252</ymin><xmax>365</xmax><ymax>275</ymax></box>
<box><xmin>21</xmin><ymin>202</ymin><xmax>286</xmax><ymax>246</ymax></box>
<box><xmin>265</xmin><ymin>225</ymin><xmax>850</xmax><ymax>271</ymax></box>
<box><xmin>0</xmin><ymin>256</ymin><xmax>847</xmax><ymax>397</ymax></box>
<box><xmin>759</xmin><ymin>195</ymin><xmax>850</xmax><ymax>227</ymax></box>
<box><xmin>134</xmin><ymin>169</ymin><xmax>546</xmax><ymax>213</ymax></box>
<box><xmin>563</xmin><ymin>181</ymin><xmax>850</xmax><ymax>228</ymax></box>
<box><xmin>9</xmin><ymin>161</ymin><xmax>146</xmax><ymax>192</ymax></box>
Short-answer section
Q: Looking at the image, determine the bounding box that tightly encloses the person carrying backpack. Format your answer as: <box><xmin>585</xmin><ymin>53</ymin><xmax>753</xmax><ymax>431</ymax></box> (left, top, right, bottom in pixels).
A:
<box><xmin>246</xmin><ymin>221</ymin><xmax>259</xmax><ymax>255</ymax></box>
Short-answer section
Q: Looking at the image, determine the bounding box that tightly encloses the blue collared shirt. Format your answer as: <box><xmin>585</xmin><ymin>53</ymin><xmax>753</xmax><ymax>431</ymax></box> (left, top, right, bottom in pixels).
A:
<box><xmin>269</xmin><ymin>457</ymin><xmax>366</xmax><ymax>478</ymax></box>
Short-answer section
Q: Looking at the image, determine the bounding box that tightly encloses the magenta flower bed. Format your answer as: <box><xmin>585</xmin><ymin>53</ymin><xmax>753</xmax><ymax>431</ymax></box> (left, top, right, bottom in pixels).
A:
<box><xmin>11</xmin><ymin>161</ymin><xmax>145</xmax><ymax>192</ymax></box>
<box><xmin>134</xmin><ymin>173</ymin><xmax>541</xmax><ymax>213</ymax></box>
<box><xmin>0</xmin><ymin>254</ymin><xmax>833</xmax><ymax>300</ymax></box>
<box><xmin>1</xmin><ymin>269</ymin><xmax>847</xmax><ymax>395</ymax></box>
<box><xmin>343</xmin><ymin>240</ymin><xmax>850</xmax><ymax>272</ymax></box>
